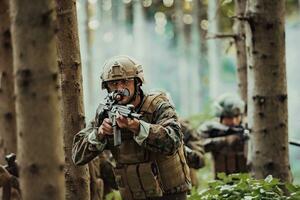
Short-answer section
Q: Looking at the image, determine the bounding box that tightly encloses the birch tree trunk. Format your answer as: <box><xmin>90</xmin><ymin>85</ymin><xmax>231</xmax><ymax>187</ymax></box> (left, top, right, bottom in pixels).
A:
<box><xmin>233</xmin><ymin>0</ymin><xmax>247</xmax><ymax>104</ymax></box>
<box><xmin>55</xmin><ymin>0</ymin><xmax>90</xmax><ymax>199</ymax></box>
<box><xmin>245</xmin><ymin>0</ymin><xmax>292</xmax><ymax>182</ymax></box>
<box><xmin>9</xmin><ymin>0</ymin><xmax>66</xmax><ymax>199</ymax></box>
<box><xmin>0</xmin><ymin>0</ymin><xmax>17</xmax><ymax>164</ymax></box>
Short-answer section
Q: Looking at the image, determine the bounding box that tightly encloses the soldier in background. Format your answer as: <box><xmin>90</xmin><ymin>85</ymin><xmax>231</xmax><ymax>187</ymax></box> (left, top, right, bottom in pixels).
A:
<box><xmin>89</xmin><ymin>156</ymin><xmax>104</xmax><ymax>200</ymax></box>
<box><xmin>89</xmin><ymin>151</ymin><xmax>118</xmax><ymax>200</ymax></box>
<box><xmin>180</xmin><ymin>119</ymin><xmax>205</xmax><ymax>187</ymax></box>
<box><xmin>98</xmin><ymin>151</ymin><xmax>118</xmax><ymax>196</ymax></box>
<box><xmin>72</xmin><ymin>55</ymin><xmax>190</xmax><ymax>200</ymax></box>
<box><xmin>197</xmin><ymin>94</ymin><xmax>248</xmax><ymax>178</ymax></box>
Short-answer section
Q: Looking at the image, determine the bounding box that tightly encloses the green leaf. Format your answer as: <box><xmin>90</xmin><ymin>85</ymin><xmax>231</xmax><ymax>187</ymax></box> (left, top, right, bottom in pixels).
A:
<box><xmin>217</xmin><ymin>172</ymin><xmax>227</xmax><ymax>180</ymax></box>
<box><xmin>222</xmin><ymin>0</ymin><xmax>233</xmax><ymax>6</ymax></box>
<box><xmin>264</xmin><ymin>175</ymin><xmax>274</xmax><ymax>183</ymax></box>
<box><xmin>286</xmin><ymin>183</ymin><xmax>300</xmax><ymax>193</ymax></box>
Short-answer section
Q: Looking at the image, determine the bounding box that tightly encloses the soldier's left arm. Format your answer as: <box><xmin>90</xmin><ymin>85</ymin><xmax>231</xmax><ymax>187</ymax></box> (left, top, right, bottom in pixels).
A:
<box><xmin>134</xmin><ymin>100</ymin><xmax>182</xmax><ymax>155</ymax></box>
<box><xmin>185</xmin><ymin>143</ymin><xmax>205</xmax><ymax>169</ymax></box>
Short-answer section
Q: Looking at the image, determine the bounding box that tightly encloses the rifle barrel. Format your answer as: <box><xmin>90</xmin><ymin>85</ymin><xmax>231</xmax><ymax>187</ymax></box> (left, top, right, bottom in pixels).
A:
<box><xmin>289</xmin><ymin>140</ymin><xmax>300</xmax><ymax>147</ymax></box>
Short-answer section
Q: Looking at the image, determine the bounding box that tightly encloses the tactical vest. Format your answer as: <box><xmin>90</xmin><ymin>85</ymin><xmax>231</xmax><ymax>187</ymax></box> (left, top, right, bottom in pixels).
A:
<box><xmin>212</xmin><ymin>141</ymin><xmax>248</xmax><ymax>177</ymax></box>
<box><xmin>109</xmin><ymin>92</ymin><xmax>191</xmax><ymax>200</ymax></box>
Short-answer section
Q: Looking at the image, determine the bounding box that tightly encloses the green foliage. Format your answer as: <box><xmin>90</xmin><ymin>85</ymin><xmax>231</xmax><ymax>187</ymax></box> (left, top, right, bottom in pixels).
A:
<box><xmin>221</xmin><ymin>0</ymin><xmax>233</xmax><ymax>6</ymax></box>
<box><xmin>196</xmin><ymin>154</ymin><xmax>214</xmax><ymax>190</ymax></box>
<box><xmin>105</xmin><ymin>190</ymin><xmax>122</xmax><ymax>200</ymax></box>
<box><xmin>188</xmin><ymin>173</ymin><xmax>300</xmax><ymax>200</ymax></box>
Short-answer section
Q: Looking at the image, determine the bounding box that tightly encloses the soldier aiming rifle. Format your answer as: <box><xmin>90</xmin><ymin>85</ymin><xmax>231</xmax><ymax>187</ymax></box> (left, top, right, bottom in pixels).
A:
<box><xmin>72</xmin><ymin>55</ymin><xmax>190</xmax><ymax>200</ymax></box>
<box><xmin>198</xmin><ymin>94</ymin><xmax>248</xmax><ymax>178</ymax></box>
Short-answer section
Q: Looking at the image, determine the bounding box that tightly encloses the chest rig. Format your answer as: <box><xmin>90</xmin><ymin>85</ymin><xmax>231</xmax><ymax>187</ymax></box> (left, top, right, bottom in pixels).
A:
<box><xmin>107</xmin><ymin>92</ymin><xmax>190</xmax><ymax>200</ymax></box>
<box><xmin>212</xmin><ymin>141</ymin><xmax>248</xmax><ymax>176</ymax></box>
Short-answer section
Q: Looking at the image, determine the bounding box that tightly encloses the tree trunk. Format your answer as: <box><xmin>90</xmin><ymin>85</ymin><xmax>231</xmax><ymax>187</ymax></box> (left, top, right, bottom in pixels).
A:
<box><xmin>124</xmin><ymin>0</ymin><xmax>134</xmax><ymax>34</ymax></box>
<box><xmin>175</xmin><ymin>0</ymin><xmax>190</xmax><ymax>117</ymax></box>
<box><xmin>85</xmin><ymin>0</ymin><xmax>94</xmax><ymax>107</ymax></box>
<box><xmin>0</xmin><ymin>0</ymin><xmax>17</xmax><ymax>164</ymax></box>
<box><xmin>116</xmin><ymin>0</ymin><xmax>127</xmax><ymax>54</ymax></box>
<box><xmin>207</xmin><ymin>0</ymin><xmax>221</xmax><ymax>100</ymax></box>
<box><xmin>189</xmin><ymin>0</ymin><xmax>201</xmax><ymax>114</ymax></box>
<box><xmin>198</xmin><ymin>0</ymin><xmax>210</xmax><ymax>107</ymax></box>
<box><xmin>55</xmin><ymin>0</ymin><xmax>90</xmax><ymax>199</ymax></box>
<box><xmin>133</xmin><ymin>0</ymin><xmax>150</xmax><ymax>84</ymax></box>
<box><xmin>9</xmin><ymin>0</ymin><xmax>66</xmax><ymax>199</ymax></box>
<box><xmin>233</xmin><ymin>0</ymin><xmax>247</xmax><ymax>105</ymax></box>
<box><xmin>245</xmin><ymin>0</ymin><xmax>292</xmax><ymax>182</ymax></box>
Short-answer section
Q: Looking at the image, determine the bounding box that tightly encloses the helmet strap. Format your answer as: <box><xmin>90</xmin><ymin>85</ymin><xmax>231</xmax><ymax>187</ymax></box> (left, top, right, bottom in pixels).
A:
<box><xmin>127</xmin><ymin>78</ymin><xmax>141</xmax><ymax>104</ymax></box>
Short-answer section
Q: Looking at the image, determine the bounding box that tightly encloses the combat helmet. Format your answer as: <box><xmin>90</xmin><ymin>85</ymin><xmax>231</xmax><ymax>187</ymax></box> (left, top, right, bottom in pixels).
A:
<box><xmin>212</xmin><ymin>93</ymin><xmax>245</xmax><ymax>118</ymax></box>
<box><xmin>100</xmin><ymin>55</ymin><xmax>145</xmax><ymax>89</ymax></box>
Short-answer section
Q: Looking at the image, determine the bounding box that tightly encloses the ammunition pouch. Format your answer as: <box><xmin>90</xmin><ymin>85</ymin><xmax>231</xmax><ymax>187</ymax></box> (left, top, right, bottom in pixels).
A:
<box><xmin>155</xmin><ymin>145</ymin><xmax>191</xmax><ymax>193</ymax></box>
<box><xmin>114</xmin><ymin>162</ymin><xmax>163</xmax><ymax>200</ymax></box>
<box><xmin>114</xmin><ymin>136</ymin><xmax>149</xmax><ymax>164</ymax></box>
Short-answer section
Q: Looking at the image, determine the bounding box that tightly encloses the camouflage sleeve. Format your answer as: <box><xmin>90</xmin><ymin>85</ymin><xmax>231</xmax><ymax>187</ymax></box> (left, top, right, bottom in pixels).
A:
<box><xmin>139</xmin><ymin>100</ymin><xmax>182</xmax><ymax>155</ymax></box>
<box><xmin>72</xmin><ymin>104</ymin><xmax>109</xmax><ymax>166</ymax></box>
<box><xmin>185</xmin><ymin>142</ymin><xmax>205</xmax><ymax>169</ymax></box>
<box><xmin>72</xmin><ymin>121</ymin><xmax>108</xmax><ymax>165</ymax></box>
<box><xmin>180</xmin><ymin>120</ymin><xmax>205</xmax><ymax>168</ymax></box>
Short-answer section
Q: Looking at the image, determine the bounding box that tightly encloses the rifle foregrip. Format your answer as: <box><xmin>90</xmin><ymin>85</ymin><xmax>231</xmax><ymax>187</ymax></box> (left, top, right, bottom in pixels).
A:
<box><xmin>114</xmin><ymin>128</ymin><xmax>121</xmax><ymax>146</ymax></box>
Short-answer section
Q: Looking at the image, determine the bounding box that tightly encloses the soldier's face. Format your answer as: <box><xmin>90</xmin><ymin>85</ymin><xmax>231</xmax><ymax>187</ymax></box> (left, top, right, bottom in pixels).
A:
<box><xmin>107</xmin><ymin>79</ymin><xmax>135</xmax><ymax>105</ymax></box>
<box><xmin>221</xmin><ymin>115</ymin><xmax>242</xmax><ymax>126</ymax></box>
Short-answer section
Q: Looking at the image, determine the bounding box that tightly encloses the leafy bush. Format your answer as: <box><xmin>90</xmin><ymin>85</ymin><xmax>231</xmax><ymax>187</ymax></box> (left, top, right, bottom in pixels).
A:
<box><xmin>188</xmin><ymin>173</ymin><xmax>300</xmax><ymax>200</ymax></box>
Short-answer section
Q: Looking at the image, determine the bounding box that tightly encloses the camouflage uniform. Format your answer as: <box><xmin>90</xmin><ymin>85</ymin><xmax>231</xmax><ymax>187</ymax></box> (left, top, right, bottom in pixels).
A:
<box><xmin>72</xmin><ymin>56</ymin><xmax>190</xmax><ymax>200</ymax></box>
<box><xmin>180</xmin><ymin>120</ymin><xmax>205</xmax><ymax>187</ymax></box>
<box><xmin>197</xmin><ymin>94</ymin><xmax>248</xmax><ymax>178</ymax></box>
<box><xmin>89</xmin><ymin>156</ymin><xmax>104</xmax><ymax>200</ymax></box>
<box><xmin>98</xmin><ymin>151</ymin><xmax>118</xmax><ymax>196</ymax></box>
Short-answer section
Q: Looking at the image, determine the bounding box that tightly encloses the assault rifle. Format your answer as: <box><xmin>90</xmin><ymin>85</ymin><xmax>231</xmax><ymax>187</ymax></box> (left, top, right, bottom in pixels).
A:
<box><xmin>103</xmin><ymin>89</ymin><xmax>141</xmax><ymax>146</ymax></box>
<box><xmin>208</xmin><ymin>124</ymin><xmax>299</xmax><ymax>147</ymax></box>
<box><xmin>0</xmin><ymin>153</ymin><xmax>20</xmax><ymax>200</ymax></box>
<box><xmin>5</xmin><ymin>153</ymin><xmax>19</xmax><ymax>177</ymax></box>
<box><xmin>207</xmin><ymin>123</ymin><xmax>250</xmax><ymax>141</ymax></box>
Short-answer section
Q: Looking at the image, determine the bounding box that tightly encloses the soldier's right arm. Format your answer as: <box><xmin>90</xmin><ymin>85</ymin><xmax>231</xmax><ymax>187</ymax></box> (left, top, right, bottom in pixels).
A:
<box><xmin>198</xmin><ymin>121</ymin><xmax>242</xmax><ymax>152</ymax></box>
<box><xmin>72</xmin><ymin>104</ymin><xmax>108</xmax><ymax>165</ymax></box>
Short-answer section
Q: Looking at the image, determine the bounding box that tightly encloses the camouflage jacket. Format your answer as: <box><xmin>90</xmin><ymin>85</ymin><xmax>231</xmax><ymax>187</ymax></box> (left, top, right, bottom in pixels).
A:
<box><xmin>72</xmin><ymin>92</ymin><xmax>183</xmax><ymax>166</ymax></box>
<box><xmin>180</xmin><ymin>119</ymin><xmax>205</xmax><ymax>169</ymax></box>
